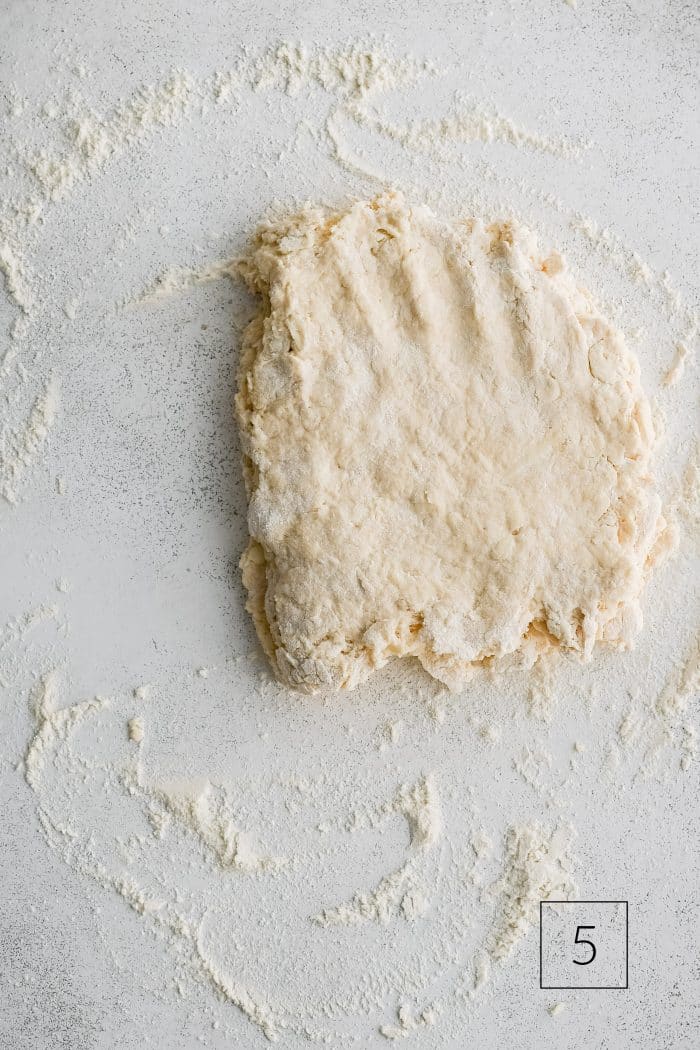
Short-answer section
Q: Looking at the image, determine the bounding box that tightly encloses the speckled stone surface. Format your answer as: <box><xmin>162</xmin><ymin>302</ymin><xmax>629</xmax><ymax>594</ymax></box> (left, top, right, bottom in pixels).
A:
<box><xmin>0</xmin><ymin>2</ymin><xmax>698</xmax><ymax>1048</ymax></box>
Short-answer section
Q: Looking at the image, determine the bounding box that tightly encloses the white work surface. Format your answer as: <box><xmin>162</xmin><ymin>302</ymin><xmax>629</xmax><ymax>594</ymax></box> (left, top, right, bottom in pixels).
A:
<box><xmin>1</xmin><ymin>1</ymin><xmax>698</xmax><ymax>1048</ymax></box>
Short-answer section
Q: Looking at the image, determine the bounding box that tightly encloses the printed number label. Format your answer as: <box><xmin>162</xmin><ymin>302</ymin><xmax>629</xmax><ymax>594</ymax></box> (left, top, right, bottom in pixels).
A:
<box><xmin>573</xmin><ymin>924</ymin><xmax>597</xmax><ymax>965</ymax></box>
<box><xmin>540</xmin><ymin>902</ymin><xmax>627</xmax><ymax>989</ymax></box>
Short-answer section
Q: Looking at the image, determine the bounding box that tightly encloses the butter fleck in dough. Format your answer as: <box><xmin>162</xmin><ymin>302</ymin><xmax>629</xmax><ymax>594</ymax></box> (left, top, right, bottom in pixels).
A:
<box><xmin>236</xmin><ymin>192</ymin><xmax>668</xmax><ymax>693</ymax></box>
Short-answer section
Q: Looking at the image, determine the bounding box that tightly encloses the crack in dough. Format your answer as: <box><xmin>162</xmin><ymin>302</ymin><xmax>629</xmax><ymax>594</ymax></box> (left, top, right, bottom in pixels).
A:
<box><xmin>236</xmin><ymin>192</ymin><xmax>668</xmax><ymax>693</ymax></box>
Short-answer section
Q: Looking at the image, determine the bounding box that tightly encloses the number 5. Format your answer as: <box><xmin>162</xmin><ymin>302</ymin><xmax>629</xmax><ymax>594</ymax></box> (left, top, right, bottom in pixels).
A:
<box><xmin>573</xmin><ymin>924</ymin><xmax>596</xmax><ymax>965</ymax></box>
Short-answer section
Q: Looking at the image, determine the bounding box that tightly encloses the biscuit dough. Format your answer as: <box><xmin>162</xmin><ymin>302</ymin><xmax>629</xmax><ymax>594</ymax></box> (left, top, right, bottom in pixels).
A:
<box><xmin>236</xmin><ymin>192</ymin><xmax>668</xmax><ymax>692</ymax></box>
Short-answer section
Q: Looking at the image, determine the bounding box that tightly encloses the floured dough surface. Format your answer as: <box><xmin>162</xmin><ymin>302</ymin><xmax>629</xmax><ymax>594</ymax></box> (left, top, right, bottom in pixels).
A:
<box><xmin>236</xmin><ymin>192</ymin><xmax>667</xmax><ymax>693</ymax></box>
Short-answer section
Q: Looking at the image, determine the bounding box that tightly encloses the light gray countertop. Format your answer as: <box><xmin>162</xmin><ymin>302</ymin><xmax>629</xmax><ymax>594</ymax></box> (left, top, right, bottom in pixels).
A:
<box><xmin>1</xmin><ymin>2</ymin><xmax>698</xmax><ymax>1048</ymax></box>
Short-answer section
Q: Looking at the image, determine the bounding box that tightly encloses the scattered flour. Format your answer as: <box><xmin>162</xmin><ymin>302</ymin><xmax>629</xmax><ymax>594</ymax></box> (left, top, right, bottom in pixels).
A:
<box><xmin>0</xmin><ymin>30</ymin><xmax>697</xmax><ymax>1048</ymax></box>
<box><xmin>314</xmin><ymin>777</ymin><xmax>441</xmax><ymax>926</ymax></box>
<box><xmin>479</xmin><ymin>723</ymin><xmax>501</xmax><ymax>744</ymax></box>
<box><xmin>0</xmin><ymin>241</ymin><xmax>34</xmax><ymax>311</ymax></box>
<box><xmin>379</xmin><ymin>1002</ymin><xmax>440</xmax><ymax>1041</ymax></box>
<box><xmin>0</xmin><ymin>377</ymin><xmax>60</xmax><ymax>504</ymax></box>
<box><xmin>680</xmin><ymin>724</ymin><xmax>698</xmax><ymax>771</ymax></box>
<box><xmin>1</xmin><ymin>38</ymin><xmax>696</xmax><ymax>519</ymax></box>
<box><xmin>617</xmin><ymin>634</ymin><xmax>700</xmax><ymax>776</ymax></box>
<box><xmin>548</xmin><ymin>1001</ymin><xmax>567</xmax><ymax>1016</ymax></box>
<box><xmin>127</xmin><ymin>717</ymin><xmax>144</xmax><ymax>744</ymax></box>
<box><xmin>23</xmin><ymin>670</ymin><xmax>106</xmax><ymax>790</ymax></box>
<box><xmin>527</xmin><ymin>654</ymin><xmax>558</xmax><ymax>722</ymax></box>
<box><xmin>37</xmin><ymin>803</ymin><xmax>281</xmax><ymax>1041</ymax></box>
<box><xmin>471</xmin><ymin>829</ymin><xmax>493</xmax><ymax>859</ymax></box>
<box><xmin>129</xmin><ymin>258</ymin><xmax>241</xmax><ymax>305</ymax></box>
<box><xmin>484</xmin><ymin>823</ymin><xmax>576</xmax><ymax>964</ymax></box>
<box><xmin>514</xmin><ymin>746</ymin><xmax>553</xmax><ymax>792</ymax></box>
<box><xmin>149</xmin><ymin>777</ymin><xmax>287</xmax><ymax>874</ymax></box>
<box><xmin>347</xmin><ymin>93</ymin><xmax>592</xmax><ymax>159</ymax></box>
<box><xmin>27</xmin><ymin>70</ymin><xmax>199</xmax><ymax>201</ymax></box>
<box><xmin>10</xmin><ymin>645</ymin><xmax>587</xmax><ymax>1044</ymax></box>
<box><xmin>571</xmin><ymin>214</ymin><xmax>700</xmax><ymax>340</ymax></box>
<box><xmin>464</xmin><ymin>822</ymin><xmax>576</xmax><ymax>1002</ymax></box>
<box><xmin>662</xmin><ymin>342</ymin><xmax>690</xmax><ymax>387</ymax></box>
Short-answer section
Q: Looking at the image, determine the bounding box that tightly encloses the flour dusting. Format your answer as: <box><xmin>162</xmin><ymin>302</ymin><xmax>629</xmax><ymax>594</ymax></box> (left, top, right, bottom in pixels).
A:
<box><xmin>0</xmin><ymin>24</ymin><xmax>697</xmax><ymax>1050</ymax></box>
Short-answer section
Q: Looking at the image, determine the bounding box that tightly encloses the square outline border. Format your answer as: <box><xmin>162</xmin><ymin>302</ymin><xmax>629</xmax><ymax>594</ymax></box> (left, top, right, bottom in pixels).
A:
<box><xmin>539</xmin><ymin>900</ymin><xmax>629</xmax><ymax>990</ymax></box>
